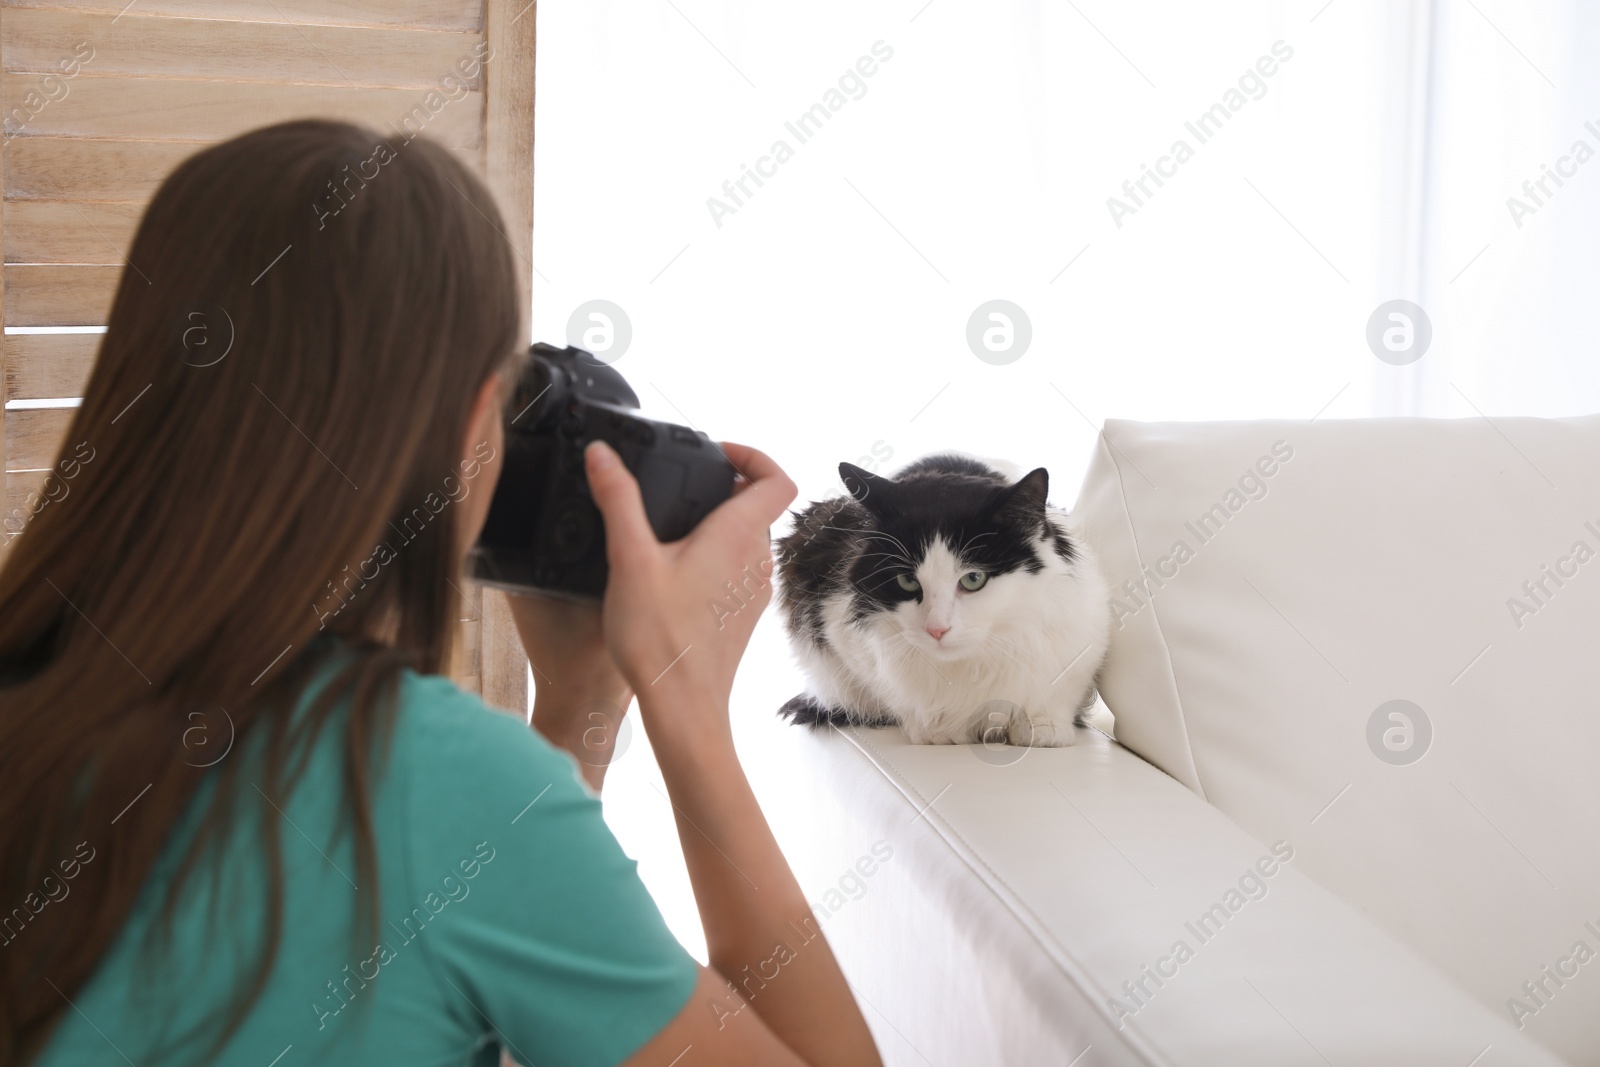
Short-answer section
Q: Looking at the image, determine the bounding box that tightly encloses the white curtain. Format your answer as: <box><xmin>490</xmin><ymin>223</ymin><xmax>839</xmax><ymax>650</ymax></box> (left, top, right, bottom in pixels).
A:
<box><xmin>1418</xmin><ymin>0</ymin><xmax>1600</xmax><ymax>417</ymax></box>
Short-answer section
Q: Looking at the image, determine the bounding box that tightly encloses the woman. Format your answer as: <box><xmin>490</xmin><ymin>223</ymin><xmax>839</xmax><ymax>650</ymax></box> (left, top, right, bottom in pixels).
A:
<box><xmin>0</xmin><ymin>120</ymin><xmax>881</xmax><ymax>1067</ymax></box>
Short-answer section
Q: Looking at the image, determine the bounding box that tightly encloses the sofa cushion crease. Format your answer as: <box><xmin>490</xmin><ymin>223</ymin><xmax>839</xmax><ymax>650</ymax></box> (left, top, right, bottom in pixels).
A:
<box><xmin>1088</xmin><ymin>429</ymin><xmax>1208</xmax><ymax>798</ymax></box>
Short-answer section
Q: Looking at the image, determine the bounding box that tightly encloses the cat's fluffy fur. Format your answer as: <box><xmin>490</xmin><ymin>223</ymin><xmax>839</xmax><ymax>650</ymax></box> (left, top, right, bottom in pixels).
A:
<box><xmin>774</xmin><ymin>453</ymin><xmax>1110</xmax><ymax>747</ymax></box>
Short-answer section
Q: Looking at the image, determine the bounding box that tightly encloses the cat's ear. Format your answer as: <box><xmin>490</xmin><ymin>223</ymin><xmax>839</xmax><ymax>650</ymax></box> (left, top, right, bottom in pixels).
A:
<box><xmin>997</xmin><ymin>467</ymin><xmax>1049</xmax><ymax>525</ymax></box>
<box><xmin>839</xmin><ymin>462</ymin><xmax>889</xmax><ymax>507</ymax></box>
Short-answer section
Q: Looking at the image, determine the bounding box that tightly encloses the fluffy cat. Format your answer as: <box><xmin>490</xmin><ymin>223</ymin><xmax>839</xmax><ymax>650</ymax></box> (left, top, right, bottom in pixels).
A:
<box><xmin>774</xmin><ymin>453</ymin><xmax>1111</xmax><ymax>747</ymax></box>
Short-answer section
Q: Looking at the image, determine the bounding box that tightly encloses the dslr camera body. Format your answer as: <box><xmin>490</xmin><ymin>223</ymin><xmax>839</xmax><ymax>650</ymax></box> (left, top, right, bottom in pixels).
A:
<box><xmin>468</xmin><ymin>343</ymin><xmax>735</xmax><ymax>599</ymax></box>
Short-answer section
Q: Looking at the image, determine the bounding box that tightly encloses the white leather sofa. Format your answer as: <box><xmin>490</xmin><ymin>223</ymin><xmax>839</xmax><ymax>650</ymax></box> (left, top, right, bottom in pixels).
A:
<box><xmin>772</xmin><ymin>417</ymin><xmax>1600</xmax><ymax>1066</ymax></box>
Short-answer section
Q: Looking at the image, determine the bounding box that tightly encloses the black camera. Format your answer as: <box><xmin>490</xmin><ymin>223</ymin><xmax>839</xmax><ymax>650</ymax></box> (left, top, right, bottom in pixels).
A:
<box><xmin>468</xmin><ymin>343</ymin><xmax>735</xmax><ymax>598</ymax></box>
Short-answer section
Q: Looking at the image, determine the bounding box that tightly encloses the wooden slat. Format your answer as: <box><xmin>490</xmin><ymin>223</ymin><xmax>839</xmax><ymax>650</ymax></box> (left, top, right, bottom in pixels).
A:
<box><xmin>0</xmin><ymin>0</ymin><xmax>484</xmax><ymax>33</ymax></box>
<box><xmin>4</xmin><ymin>333</ymin><xmax>100</xmax><ymax>401</ymax></box>
<box><xmin>5</xmin><ymin>467</ymin><xmax>47</xmax><ymax>530</ymax></box>
<box><xmin>475</xmin><ymin>0</ymin><xmax>537</xmax><ymax>716</ymax></box>
<box><xmin>4</xmin><ymin>264</ymin><xmax>120</xmax><ymax>326</ymax></box>
<box><xmin>459</xmin><ymin>615</ymin><xmax>481</xmax><ymax>664</ymax></box>
<box><xmin>448</xmin><ymin>581</ymin><xmax>480</xmax><ymax>682</ymax></box>
<box><xmin>5</xmin><ymin>405</ymin><xmax>73</xmax><ymax>472</ymax></box>
<box><xmin>2</xmin><ymin>76</ymin><xmax>483</xmax><ymax>150</ymax></box>
<box><xmin>1</xmin><ymin>105</ymin><xmax>6</xmax><ymax>516</ymax></box>
<box><xmin>4</xmin><ymin>199</ymin><xmax>142</xmax><ymax>263</ymax></box>
<box><xmin>485</xmin><ymin>3</ymin><xmax>534</xmax><ymax>282</ymax></box>
<box><xmin>478</xmin><ymin>590</ymin><xmax>526</xmax><ymax>713</ymax></box>
<box><xmin>447</xmin><ymin>617</ymin><xmax>481</xmax><ymax>682</ymax></box>
<box><xmin>3</xmin><ymin>8</ymin><xmax>487</xmax><ymax>90</ymax></box>
<box><xmin>5</xmin><ymin>137</ymin><xmax>198</xmax><ymax>202</ymax></box>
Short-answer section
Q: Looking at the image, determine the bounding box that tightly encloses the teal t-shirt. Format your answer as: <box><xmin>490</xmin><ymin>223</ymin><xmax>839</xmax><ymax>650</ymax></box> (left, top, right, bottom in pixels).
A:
<box><xmin>33</xmin><ymin>644</ymin><xmax>699</xmax><ymax>1067</ymax></box>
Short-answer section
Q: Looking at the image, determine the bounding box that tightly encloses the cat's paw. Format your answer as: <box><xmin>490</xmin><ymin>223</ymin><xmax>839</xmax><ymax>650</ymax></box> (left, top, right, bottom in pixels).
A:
<box><xmin>779</xmin><ymin>694</ymin><xmax>897</xmax><ymax>730</ymax></box>
<box><xmin>779</xmin><ymin>694</ymin><xmax>851</xmax><ymax>728</ymax></box>
<box><xmin>1011</xmin><ymin>718</ymin><xmax>1075</xmax><ymax>748</ymax></box>
<box><xmin>778</xmin><ymin>693</ymin><xmax>826</xmax><ymax>724</ymax></box>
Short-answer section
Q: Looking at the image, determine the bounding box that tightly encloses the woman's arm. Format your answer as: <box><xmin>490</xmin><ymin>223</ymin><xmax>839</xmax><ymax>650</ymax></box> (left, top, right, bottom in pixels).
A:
<box><xmin>506</xmin><ymin>593</ymin><xmax>632</xmax><ymax>791</ymax></box>
<box><xmin>644</xmin><ymin>716</ymin><xmax>882</xmax><ymax>1066</ymax></box>
<box><xmin>583</xmin><ymin>440</ymin><xmax>882</xmax><ymax>1067</ymax></box>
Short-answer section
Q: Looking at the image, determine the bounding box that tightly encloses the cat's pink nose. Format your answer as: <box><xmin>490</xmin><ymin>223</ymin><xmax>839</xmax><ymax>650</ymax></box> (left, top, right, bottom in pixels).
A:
<box><xmin>925</xmin><ymin>624</ymin><xmax>950</xmax><ymax>640</ymax></box>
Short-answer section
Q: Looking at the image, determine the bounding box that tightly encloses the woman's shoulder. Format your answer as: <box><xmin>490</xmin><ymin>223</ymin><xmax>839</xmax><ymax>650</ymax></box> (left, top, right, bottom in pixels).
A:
<box><xmin>389</xmin><ymin>666</ymin><xmax>526</xmax><ymax>739</ymax></box>
<box><xmin>386</xmin><ymin>667</ymin><xmax>584</xmax><ymax>799</ymax></box>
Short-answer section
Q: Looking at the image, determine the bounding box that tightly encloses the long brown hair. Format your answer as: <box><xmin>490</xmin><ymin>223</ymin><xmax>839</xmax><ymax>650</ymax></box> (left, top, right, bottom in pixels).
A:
<box><xmin>0</xmin><ymin>119</ymin><xmax>524</xmax><ymax>1064</ymax></box>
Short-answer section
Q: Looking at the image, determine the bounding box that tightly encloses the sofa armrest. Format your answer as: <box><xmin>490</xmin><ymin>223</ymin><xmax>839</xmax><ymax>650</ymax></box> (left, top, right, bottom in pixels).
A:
<box><xmin>765</xmin><ymin>723</ymin><xmax>1566</xmax><ymax>1067</ymax></box>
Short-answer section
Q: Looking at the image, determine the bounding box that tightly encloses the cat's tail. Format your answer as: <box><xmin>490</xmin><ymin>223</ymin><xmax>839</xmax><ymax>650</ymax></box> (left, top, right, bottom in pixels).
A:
<box><xmin>778</xmin><ymin>693</ymin><xmax>896</xmax><ymax>730</ymax></box>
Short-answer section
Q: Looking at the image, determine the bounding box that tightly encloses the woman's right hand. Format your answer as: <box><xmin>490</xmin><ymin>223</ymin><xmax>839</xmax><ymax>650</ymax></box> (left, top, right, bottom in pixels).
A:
<box><xmin>582</xmin><ymin>439</ymin><xmax>797</xmax><ymax>749</ymax></box>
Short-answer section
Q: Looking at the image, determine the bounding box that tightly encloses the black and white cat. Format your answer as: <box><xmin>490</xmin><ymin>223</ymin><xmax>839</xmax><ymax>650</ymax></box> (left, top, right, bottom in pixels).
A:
<box><xmin>774</xmin><ymin>453</ymin><xmax>1111</xmax><ymax>747</ymax></box>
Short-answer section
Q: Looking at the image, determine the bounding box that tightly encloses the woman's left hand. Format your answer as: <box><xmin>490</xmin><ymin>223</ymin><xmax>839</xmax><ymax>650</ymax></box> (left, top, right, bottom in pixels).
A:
<box><xmin>506</xmin><ymin>590</ymin><xmax>634</xmax><ymax>789</ymax></box>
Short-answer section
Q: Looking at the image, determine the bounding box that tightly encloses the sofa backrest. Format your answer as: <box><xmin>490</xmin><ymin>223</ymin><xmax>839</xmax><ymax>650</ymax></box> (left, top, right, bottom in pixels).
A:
<box><xmin>1073</xmin><ymin>416</ymin><xmax>1600</xmax><ymax>1063</ymax></box>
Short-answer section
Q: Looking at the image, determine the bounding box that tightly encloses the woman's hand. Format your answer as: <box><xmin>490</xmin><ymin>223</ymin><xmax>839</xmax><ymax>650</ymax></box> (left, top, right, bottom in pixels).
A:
<box><xmin>505</xmin><ymin>590</ymin><xmax>625</xmax><ymax>697</ymax></box>
<box><xmin>581</xmin><ymin>439</ymin><xmax>796</xmax><ymax>754</ymax></box>
<box><xmin>506</xmin><ymin>590</ymin><xmax>633</xmax><ymax>789</ymax></box>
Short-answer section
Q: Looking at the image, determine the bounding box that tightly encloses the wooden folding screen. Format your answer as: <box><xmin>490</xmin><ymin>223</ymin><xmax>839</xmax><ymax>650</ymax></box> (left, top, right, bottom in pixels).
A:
<box><xmin>0</xmin><ymin>0</ymin><xmax>536</xmax><ymax>713</ymax></box>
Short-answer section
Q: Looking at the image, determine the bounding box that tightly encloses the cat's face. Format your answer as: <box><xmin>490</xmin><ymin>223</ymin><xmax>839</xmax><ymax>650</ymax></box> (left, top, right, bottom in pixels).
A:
<box><xmin>838</xmin><ymin>463</ymin><xmax>1056</xmax><ymax>660</ymax></box>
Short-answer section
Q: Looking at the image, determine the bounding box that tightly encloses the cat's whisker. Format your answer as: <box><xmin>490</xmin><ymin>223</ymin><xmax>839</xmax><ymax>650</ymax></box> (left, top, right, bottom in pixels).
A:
<box><xmin>981</xmin><ymin>633</ymin><xmax>1027</xmax><ymax>669</ymax></box>
<box><xmin>822</xmin><ymin>524</ymin><xmax>906</xmax><ymax>552</ymax></box>
<box><xmin>861</xmin><ymin>529</ymin><xmax>914</xmax><ymax>560</ymax></box>
<box><xmin>855</xmin><ymin>563</ymin><xmax>913</xmax><ymax>586</ymax></box>
<box><xmin>849</xmin><ymin>564</ymin><xmax>901</xmax><ymax>585</ymax></box>
<box><xmin>892</xmin><ymin>629</ymin><xmax>952</xmax><ymax>684</ymax></box>
<box><xmin>823</xmin><ymin>527</ymin><xmax>915</xmax><ymax>568</ymax></box>
<box><xmin>956</xmin><ymin>529</ymin><xmax>997</xmax><ymax>560</ymax></box>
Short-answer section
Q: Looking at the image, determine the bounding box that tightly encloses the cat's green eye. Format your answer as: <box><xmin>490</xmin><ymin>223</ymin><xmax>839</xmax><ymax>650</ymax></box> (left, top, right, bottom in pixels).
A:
<box><xmin>959</xmin><ymin>571</ymin><xmax>988</xmax><ymax>592</ymax></box>
<box><xmin>896</xmin><ymin>573</ymin><xmax>921</xmax><ymax>593</ymax></box>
